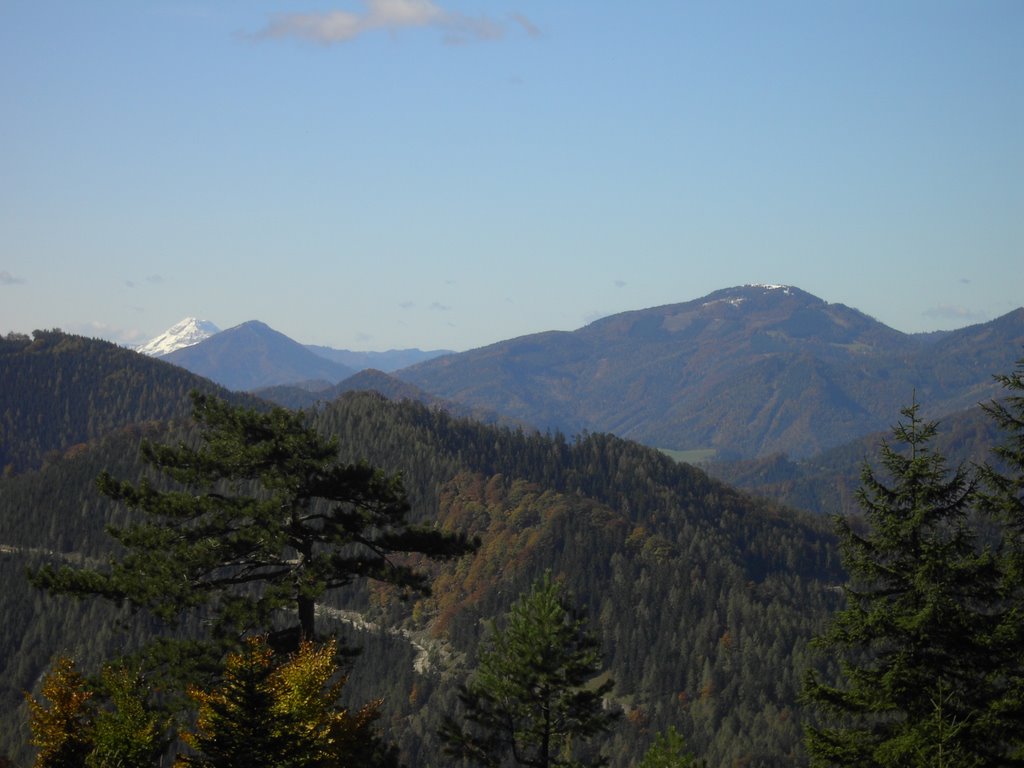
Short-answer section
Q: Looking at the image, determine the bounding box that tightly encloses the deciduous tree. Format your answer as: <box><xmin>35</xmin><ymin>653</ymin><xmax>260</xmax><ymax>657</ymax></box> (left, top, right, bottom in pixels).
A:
<box><xmin>26</xmin><ymin>657</ymin><xmax>93</xmax><ymax>768</ymax></box>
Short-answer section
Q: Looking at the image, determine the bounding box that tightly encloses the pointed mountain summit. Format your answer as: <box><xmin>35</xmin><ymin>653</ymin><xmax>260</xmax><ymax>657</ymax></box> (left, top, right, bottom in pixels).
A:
<box><xmin>161</xmin><ymin>320</ymin><xmax>356</xmax><ymax>391</ymax></box>
<box><xmin>137</xmin><ymin>317</ymin><xmax>220</xmax><ymax>356</ymax></box>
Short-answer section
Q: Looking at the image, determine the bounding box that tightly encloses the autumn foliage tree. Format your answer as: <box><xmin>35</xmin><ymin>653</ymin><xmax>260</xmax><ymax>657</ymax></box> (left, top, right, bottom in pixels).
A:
<box><xmin>178</xmin><ymin>636</ymin><xmax>383</xmax><ymax>768</ymax></box>
<box><xmin>26</xmin><ymin>657</ymin><xmax>93</xmax><ymax>768</ymax></box>
<box><xmin>26</xmin><ymin>659</ymin><xmax>167</xmax><ymax>768</ymax></box>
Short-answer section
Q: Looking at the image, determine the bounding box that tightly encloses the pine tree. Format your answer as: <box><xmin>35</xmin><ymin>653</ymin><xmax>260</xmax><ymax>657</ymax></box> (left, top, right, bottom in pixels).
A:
<box><xmin>32</xmin><ymin>393</ymin><xmax>474</xmax><ymax>649</ymax></box>
<box><xmin>441</xmin><ymin>572</ymin><xmax>616</xmax><ymax>768</ymax></box>
<box><xmin>803</xmin><ymin>402</ymin><xmax>1006</xmax><ymax>766</ymax></box>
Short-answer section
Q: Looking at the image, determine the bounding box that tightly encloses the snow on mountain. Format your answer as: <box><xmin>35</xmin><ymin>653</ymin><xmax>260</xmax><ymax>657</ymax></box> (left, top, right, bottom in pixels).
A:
<box><xmin>137</xmin><ymin>317</ymin><xmax>220</xmax><ymax>357</ymax></box>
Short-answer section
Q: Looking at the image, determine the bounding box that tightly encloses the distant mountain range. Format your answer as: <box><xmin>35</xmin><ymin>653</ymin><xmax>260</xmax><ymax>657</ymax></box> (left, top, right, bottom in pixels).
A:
<box><xmin>142</xmin><ymin>286</ymin><xmax>1024</xmax><ymax>461</ymax></box>
<box><xmin>161</xmin><ymin>321</ymin><xmax>358</xmax><ymax>391</ymax></box>
<box><xmin>303</xmin><ymin>345</ymin><xmax>453</xmax><ymax>372</ymax></box>
<box><xmin>138</xmin><ymin>318</ymin><xmax>452</xmax><ymax>388</ymax></box>
<box><xmin>394</xmin><ymin>285</ymin><xmax>1024</xmax><ymax>459</ymax></box>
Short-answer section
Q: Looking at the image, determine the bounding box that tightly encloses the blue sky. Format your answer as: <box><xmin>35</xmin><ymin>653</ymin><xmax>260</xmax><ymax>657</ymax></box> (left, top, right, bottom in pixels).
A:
<box><xmin>2</xmin><ymin>1</ymin><xmax>1021</xmax><ymax>351</ymax></box>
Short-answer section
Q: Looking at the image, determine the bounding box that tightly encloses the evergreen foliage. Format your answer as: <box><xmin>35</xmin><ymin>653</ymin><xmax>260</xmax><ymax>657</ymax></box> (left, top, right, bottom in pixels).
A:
<box><xmin>0</xmin><ymin>330</ymin><xmax>251</xmax><ymax>475</ymax></box>
<box><xmin>976</xmin><ymin>357</ymin><xmax>1024</xmax><ymax>758</ymax></box>
<box><xmin>179</xmin><ymin>636</ymin><xmax>382</xmax><ymax>768</ymax></box>
<box><xmin>2</xmin><ymin>387</ymin><xmax>843</xmax><ymax>765</ymax></box>
<box><xmin>441</xmin><ymin>572</ymin><xmax>616</xmax><ymax>768</ymax></box>
<box><xmin>637</xmin><ymin>727</ymin><xmax>700</xmax><ymax>768</ymax></box>
<box><xmin>803</xmin><ymin>402</ymin><xmax>1009</xmax><ymax>766</ymax></box>
<box><xmin>31</xmin><ymin>392</ymin><xmax>474</xmax><ymax>651</ymax></box>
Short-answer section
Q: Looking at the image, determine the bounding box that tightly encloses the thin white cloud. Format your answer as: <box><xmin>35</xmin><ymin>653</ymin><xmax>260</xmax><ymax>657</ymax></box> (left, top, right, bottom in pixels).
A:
<box><xmin>510</xmin><ymin>12</ymin><xmax>541</xmax><ymax>38</ymax></box>
<box><xmin>70</xmin><ymin>321</ymin><xmax>147</xmax><ymax>346</ymax></box>
<box><xmin>923</xmin><ymin>304</ymin><xmax>987</xmax><ymax>324</ymax></box>
<box><xmin>0</xmin><ymin>270</ymin><xmax>25</xmax><ymax>285</ymax></box>
<box><xmin>256</xmin><ymin>1</ymin><xmax>538</xmax><ymax>45</ymax></box>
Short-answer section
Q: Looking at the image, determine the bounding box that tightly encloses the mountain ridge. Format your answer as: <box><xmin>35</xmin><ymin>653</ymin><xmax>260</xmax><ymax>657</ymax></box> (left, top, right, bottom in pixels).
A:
<box><xmin>395</xmin><ymin>285</ymin><xmax>1024</xmax><ymax>459</ymax></box>
<box><xmin>162</xmin><ymin>320</ymin><xmax>357</xmax><ymax>391</ymax></box>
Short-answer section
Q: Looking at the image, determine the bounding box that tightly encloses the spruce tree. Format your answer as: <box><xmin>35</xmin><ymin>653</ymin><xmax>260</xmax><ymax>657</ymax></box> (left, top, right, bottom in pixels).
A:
<box><xmin>441</xmin><ymin>572</ymin><xmax>616</xmax><ymax>768</ymax></box>
<box><xmin>803</xmin><ymin>402</ymin><xmax>1006</xmax><ymax>767</ymax></box>
<box><xmin>976</xmin><ymin>358</ymin><xmax>1024</xmax><ymax>759</ymax></box>
<box><xmin>177</xmin><ymin>637</ymin><xmax>294</xmax><ymax>767</ymax></box>
<box><xmin>32</xmin><ymin>393</ymin><xmax>474</xmax><ymax>649</ymax></box>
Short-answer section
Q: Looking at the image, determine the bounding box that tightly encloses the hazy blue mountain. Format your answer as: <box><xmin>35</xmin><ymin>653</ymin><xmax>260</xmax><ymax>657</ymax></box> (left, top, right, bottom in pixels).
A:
<box><xmin>305</xmin><ymin>345</ymin><xmax>453</xmax><ymax>372</ymax></box>
<box><xmin>395</xmin><ymin>285</ymin><xmax>1024</xmax><ymax>459</ymax></box>
<box><xmin>162</xmin><ymin>320</ymin><xmax>356</xmax><ymax>391</ymax></box>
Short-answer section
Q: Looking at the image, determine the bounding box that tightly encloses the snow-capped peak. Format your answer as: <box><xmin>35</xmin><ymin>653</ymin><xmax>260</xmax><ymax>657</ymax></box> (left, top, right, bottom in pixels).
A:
<box><xmin>137</xmin><ymin>317</ymin><xmax>220</xmax><ymax>357</ymax></box>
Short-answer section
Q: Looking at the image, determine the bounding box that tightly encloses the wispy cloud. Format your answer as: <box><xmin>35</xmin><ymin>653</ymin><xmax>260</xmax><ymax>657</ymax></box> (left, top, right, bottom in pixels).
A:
<box><xmin>70</xmin><ymin>321</ymin><xmax>147</xmax><ymax>346</ymax></box>
<box><xmin>923</xmin><ymin>304</ymin><xmax>987</xmax><ymax>324</ymax></box>
<box><xmin>255</xmin><ymin>1</ymin><xmax>538</xmax><ymax>46</ymax></box>
<box><xmin>0</xmin><ymin>270</ymin><xmax>25</xmax><ymax>285</ymax></box>
<box><xmin>510</xmin><ymin>12</ymin><xmax>541</xmax><ymax>38</ymax></box>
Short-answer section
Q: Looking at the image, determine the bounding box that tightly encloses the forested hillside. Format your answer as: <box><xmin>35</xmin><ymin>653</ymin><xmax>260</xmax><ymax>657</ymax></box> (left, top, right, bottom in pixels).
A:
<box><xmin>708</xmin><ymin>401</ymin><xmax>1003</xmax><ymax>518</ymax></box>
<box><xmin>0</xmin><ymin>387</ymin><xmax>843</xmax><ymax>766</ymax></box>
<box><xmin>0</xmin><ymin>330</ymin><xmax>256</xmax><ymax>475</ymax></box>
